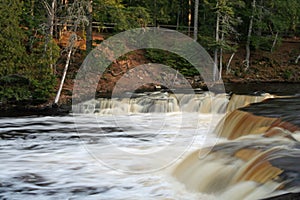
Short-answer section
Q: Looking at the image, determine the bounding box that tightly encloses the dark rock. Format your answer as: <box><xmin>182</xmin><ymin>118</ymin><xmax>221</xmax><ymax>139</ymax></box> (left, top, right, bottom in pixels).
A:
<box><xmin>0</xmin><ymin>103</ymin><xmax>71</xmax><ymax>117</ymax></box>
<box><xmin>262</xmin><ymin>192</ymin><xmax>300</xmax><ymax>200</ymax></box>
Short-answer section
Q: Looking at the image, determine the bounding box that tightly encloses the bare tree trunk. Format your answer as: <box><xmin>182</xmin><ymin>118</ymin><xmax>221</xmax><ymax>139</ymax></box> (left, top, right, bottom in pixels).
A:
<box><xmin>257</xmin><ymin>0</ymin><xmax>263</xmax><ymax>37</ymax></box>
<box><xmin>54</xmin><ymin>34</ymin><xmax>76</xmax><ymax>105</ymax></box>
<box><xmin>31</xmin><ymin>0</ymin><xmax>35</xmax><ymax>16</ymax></box>
<box><xmin>219</xmin><ymin>48</ymin><xmax>223</xmax><ymax>80</ymax></box>
<box><xmin>245</xmin><ymin>0</ymin><xmax>256</xmax><ymax>70</ymax></box>
<box><xmin>213</xmin><ymin>50</ymin><xmax>218</xmax><ymax>81</ymax></box>
<box><xmin>271</xmin><ymin>32</ymin><xmax>278</xmax><ymax>53</ymax></box>
<box><xmin>54</xmin><ymin>0</ymin><xmax>87</xmax><ymax>105</ymax></box>
<box><xmin>214</xmin><ymin>2</ymin><xmax>220</xmax><ymax>81</ymax></box>
<box><xmin>176</xmin><ymin>6</ymin><xmax>180</xmax><ymax>30</ymax></box>
<box><xmin>154</xmin><ymin>0</ymin><xmax>158</xmax><ymax>27</ymax></box>
<box><xmin>219</xmin><ymin>31</ymin><xmax>224</xmax><ymax>80</ymax></box>
<box><xmin>49</xmin><ymin>0</ymin><xmax>56</xmax><ymax>73</ymax></box>
<box><xmin>226</xmin><ymin>53</ymin><xmax>235</xmax><ymax>74</ymax></box>
<box><xmin>295</xmin><ymin>55</ymin><xmax>300</xmax><ymax>64</ymax></box>
<box><xmin>43</xmin><ymin>0</ymin><xmax>57</xmax><ymax>74</ymax></box>
<box><xmin>85</xmin><ymin>0</ymin><xmax>93</xmax><ymax>53</ymax></box>
<box><xmin>188</xmin><ymin>0</ymin><xmax>192</xmax><ymax>36</ymax></box>
<box><xmin>193</xmin><ymin>0</ymin><xmax>199</xmax><ymax>41</ymax></box>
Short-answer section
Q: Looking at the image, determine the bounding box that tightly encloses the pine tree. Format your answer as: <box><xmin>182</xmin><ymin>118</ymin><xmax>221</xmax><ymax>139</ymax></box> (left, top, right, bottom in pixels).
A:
<box><xmin>0</xmin><ymin>0</ymin><xmax>27</xmax><ymax>76</ymax></box>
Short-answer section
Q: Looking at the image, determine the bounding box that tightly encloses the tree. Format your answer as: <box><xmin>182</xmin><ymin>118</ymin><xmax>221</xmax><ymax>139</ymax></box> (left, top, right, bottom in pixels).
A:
<box><xmin>92</xmin><ymin>0</ymin><xmax>146</xmax><ymax>31</ymax></box>
<box><xmin>54</xmin><ymin>0</ymin><xmax>89</xmax><ymax>104</ymax></box>
<box><xmin>213</xmin><ymin>0</ymin><xmax>244</xmax><ymax>80</ymax></box>
<box><xmin>42</xmin><ymin>0</ymin><xmax>57</xmax><ymax>73</ymax></box>
<box><xmin>85</xmin><ymin>0</ymin><xmax>93</xmax><ymax>53</ymax></box>
<box><xmin>0</xmin><ymin>0</ymin><xmax>60</xmax><ymax>102</ymax></box>
<box><xmin>193</xmin><ymin>0</ymin><xmax>199</xmax><ymax>41</ymax></box>
<box><xmin>242</xmin><ymin>0</ymin><xmax>300</xmax><ymax>54</ymax></box>
<box><xmin>188</xmin><ymin>0</ymin><xmax>192</xmax><ymax>36</ymax></box>
<box><xmin>124</xmin><ymin>0</ymin><xmax>171</xmax><ymax>26</ymax></box>
<box><xmin>245</xmin><ymin>0</ymin><xmax>255</xmax><ymax>70</ymax></box>
<box><xmin>0</xmin><ymin>0</ymin><xmax>27</xmax><ymax>76</ymax></box>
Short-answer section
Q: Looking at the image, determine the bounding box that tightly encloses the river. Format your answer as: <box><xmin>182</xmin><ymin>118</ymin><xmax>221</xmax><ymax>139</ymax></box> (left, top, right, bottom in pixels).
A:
<box><xmin>0</xmin><ymin>112</ymin><xmax>221</xmax><ymax>199</ymax></box>
<box><xmin>1</xmin><ymin>91</ymin><xmax>299</xmax><ymax>199</ymax></box>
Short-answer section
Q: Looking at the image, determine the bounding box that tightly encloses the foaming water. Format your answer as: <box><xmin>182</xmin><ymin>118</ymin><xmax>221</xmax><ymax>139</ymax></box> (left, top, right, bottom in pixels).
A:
<box><xmin>72</xmin><ymin>92</ymin><xmax>229</xmax><ymax>115</ymax></box>
<box><xmin>72</xmin><ymin>91</ymin><xmax>278</xmax><ymax>116</ymax></box>
<box><xmin>173</xmin><ymin>136</ymin><xmax>300</xmax><ymax>200</ymax></box>
<box><xmin>226</xmin><ymin>93</ymin><xmax>274</xmax><ymax>112</ymax></box>
<box><xmin>0</xmin><ymin>114</ymin><xmax>218</xmax><ymax>199</ymax></box>
<box><xmin>173</xmin><ymin>96</ymin><xmax>300</xmax><ymax>199</ymax></box>
<box><xmin>0</xmin><ymin>92</ymin><xmax>285</xmax><ymax>199</ymax></box>
<box><xmin>215</xmin><ymin>110</ymin><xmax>278</xmax><ymax>139</ymax></box>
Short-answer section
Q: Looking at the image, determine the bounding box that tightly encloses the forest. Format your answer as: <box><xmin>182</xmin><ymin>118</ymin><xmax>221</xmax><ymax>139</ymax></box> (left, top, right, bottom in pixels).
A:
<box><xmin>1</xmin><ymin>0</ymin><xmax>300</xmax><ymax>105</ymax></box>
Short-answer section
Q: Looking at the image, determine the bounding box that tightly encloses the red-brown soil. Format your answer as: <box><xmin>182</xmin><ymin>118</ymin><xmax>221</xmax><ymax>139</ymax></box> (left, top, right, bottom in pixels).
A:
<box><xmin>223</xmin><ymin>38</ymin><xmax>300</xmax><ymax>83</ymax></box>
<box><xmin>55</xmin><ymin>32</ymin><xmax>300</xmax><ymax>105</ymax></box>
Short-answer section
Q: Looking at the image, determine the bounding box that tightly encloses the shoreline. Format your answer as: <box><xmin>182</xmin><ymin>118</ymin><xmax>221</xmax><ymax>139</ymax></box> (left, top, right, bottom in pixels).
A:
<box><xmin>1</xmin><ymin>81</ymin><xmax>299</xmax><ymax>118</ymax></box>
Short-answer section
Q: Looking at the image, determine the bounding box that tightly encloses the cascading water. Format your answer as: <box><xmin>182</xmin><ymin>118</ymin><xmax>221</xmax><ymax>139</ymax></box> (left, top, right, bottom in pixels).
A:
<box><xmin>2</xmin><ymin>91</ymin><xmax>295</xmax><ymax>199</ymax></box>
<box><xmin>73</xmin><ymin>91</ymin><xmax>276</xmax><ymax>115</ymax></box>
<box><xmin>226</xmin><ymin>93</ymin><xmax>274</xmax><ymax>112</ymax></box>
<box><xmin>173</xmin><ymin>96</ymin><xmax>300</xmax><ymax>200</ymax></box>
<box><xmin>73</xmin><ymin>91</ymin><xmax>242</xmax><ymax>115</ymax></box>
<box><xmin>215</xmin><ymin>110</ymin><xmax>278</xmax><ymax>139</ymax></box>
<box><xmin>173</xmin><ymin>135</ymin><xmax>300</xmax><ymax>199</ymax></box>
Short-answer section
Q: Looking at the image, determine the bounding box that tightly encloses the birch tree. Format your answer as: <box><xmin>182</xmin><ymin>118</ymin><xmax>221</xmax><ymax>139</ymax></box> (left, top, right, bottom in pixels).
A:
<box><xmin>54</xmin><ymin>0</ymin><xmax>88</xmax><ymax>105</ymax></box>
<box><xmin>85</xmin><ymin>0</ymin><xmax>93</xmax><ymax>53</ymax></box>
<box><xmin>213</xmin><ymin>1</ymin><xmax>220</xmax><ymax>81</ymax></box>
<box><xmin>42</xmin><ymin>0</ymin><xmax>57</xmax><ymax>74</ymax></box>
<box><xmin>213</xmin><ymin>0</ymin><xmax>244</xmax><ymax>80</ymax></box>
<box><xmin>295</xmin><ymin>55</ymin><xmax>300</xmax><ymax>64</ymax></box>
<box><xmin>0</xmin><ymin>0</ymin><xmax>27</xmax><ymax>76</ymax></box>
<box><xmin>244</xmin><ymin>0</ymin><xmax>255</xmax><ymax>70</ymax></box>
<box><xmin>188</xmin><ymin>0</ymin><xmax>192</xmax><ymax>36</ymax></box>
<box><xmin>54</xmin><ymin>33</ymin><xmax>76</xmax><ymax>104</ymax></box>
<box><xmin>193</xmin><ymin>0</ymin><xmax>199</xmax><ymax>41</ymax></box>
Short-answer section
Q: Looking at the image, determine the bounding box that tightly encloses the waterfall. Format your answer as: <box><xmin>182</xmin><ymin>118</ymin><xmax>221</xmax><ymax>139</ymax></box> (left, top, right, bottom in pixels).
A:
<box><xmin>72</xmin><ymin>91</ymin><xmax>276</xmax><ymax>115</ymax></box>
<box><xmin>173</xmin><ymin>135</ymin><xmax>300</xmax><ymax>200</ymax></box>
<box><xmin>215</xmin><ymin>110</ymin><xmax>278</xmax><ymax>140</ymax></box>
<box><xmin>173</xmin><ymin>96</ymin><xmax>300</xmax><ymax>199</ymax></box>
<box><xmin>72</xmin><ymin>91</ymin><xmax>229</xmax><ymax>114</ymax></box>
<box><xmin>226</xmin><ymin>93</ymin><xmax>274</xmax><ymax>112</ymax></box>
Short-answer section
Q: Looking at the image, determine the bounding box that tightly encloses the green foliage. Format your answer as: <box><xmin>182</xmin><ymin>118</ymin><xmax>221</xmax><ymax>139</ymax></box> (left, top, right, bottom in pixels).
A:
<box><xmin>1</xmin><ymin>0</ymin><xmax>300</xmax><ymax>104</ymax></box>
<box><xmin>20</xmin><ymin>0</ymin><xmax>46</xmax><ymax>31</ymax></box>
<box><xmin>0</xmin><ymin>0</ymin><xmax>59</xmax><ymax>103</ymax></box>
<box><xmin>124</xmin><ymin>0</ymin><xmax>172</xmax><ymax>25</ymax></box>
<box><xmin>0</xmin><ymin>0</ymin><xmax>27</xmax><ymax>76</ymax></box>
<box><xmin>199</xmin><ymin>0</ymin><xmax>243</xmax><ymax>55</ymax></box>
<box><xmin>145</xmin><ymin>49</ymin><xmax>199</xmax><ymax>76</ymax></box>
<box><xmin>0</xmin><ymin>74</ymin><xmax>30</xmax><ymax>101</ymax></box>
<box><xmin>30</xmin><ymin>75</ymin><xmax>56</xmax><ymax>101</ymax></box>
<box><xmin>282</xmin><ymin>69</ymin><xmax>293</xmax><ymax>80</ymax></box>
<box><xmin>0</xmin><ymin>73</ymin><xmax>56</xmax><ymax>102</ymax></box>
<box><xmin>237</xmin><ymin>0</ymin><xmax>300</xmax><ymax>51</ymax></box>
<box><xmin>93</xmin><ymin>0</ymin><xmax>151</xmax><ymax>31</ymax></box>
<box><xmin>251</xmin><ymin>35</ymin><xmax>281</xmax><ymax>51</ymax></box>
<box><xmin>114</xmin><ymin>6</ymin><xmax>151</xmax><ymax>31</ymax></box>
<box><xmin>266</xmin><ymin>0</ymin><xmax>299</xmax><ymax>33</ymax></box>
<box><xmin>0</xmin><ymin>85</ymin><xmax>31</xmax><ymax>102</ymax></box>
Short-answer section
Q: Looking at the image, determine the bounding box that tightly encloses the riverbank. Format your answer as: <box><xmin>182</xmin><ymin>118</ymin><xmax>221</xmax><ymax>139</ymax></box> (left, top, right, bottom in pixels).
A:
<box><xmin>54</xmin><ymin>36</ymin><xmax>299</xmax><ymax>104</ymax></box>
<box><xmin>1</xmin><ymin>36</ymin><xmax>299</xmax><ymax>117</ymax></box>
<box><xmin>0</xmin><ymin>101</ymin><xmax>70</xmax><ymax>117</ymax></box>
<box><xmin>1</xmin><ymin>82</ymin><xmax>299</xmax><ymax>117</ymax></box>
